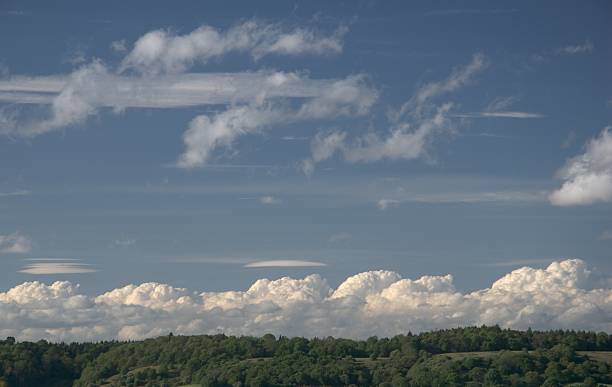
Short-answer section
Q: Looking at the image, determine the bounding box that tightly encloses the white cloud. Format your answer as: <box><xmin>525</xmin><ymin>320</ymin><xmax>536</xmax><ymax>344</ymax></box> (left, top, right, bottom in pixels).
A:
<box><xmin>0</xmin><ymin>69</ymin><xmax>371</xmax><ymax>136</ymax></box>
<box><xmin>549</xmin><ymin>127</ymin><xmax>612</xmax><ymax>206</ymax></box>
<box><xmin>455</xmin><ymin>111</ymin><xmax>545</xmax><ymax>119</ymax></box>
<box><xmin>599</xmin><ymin>230</ymin><xmax>612</xmax><ymax>240</ymax></box>
<box><xmin>0</xmin><ymin>259</ymin><xmax>609</xmax><ymax>342</ymax></box>
<box><xmin>110</xmin><ymin>39</ymin><xmax>127</xmax><ymax>53</ymax></box>
<box><xmin>303</xmin><ymin>54</ymin><xmax>486</xmax><ymax>174</ymax></box>
<box><xmin>328</xmin><ymin>232</ymin><xmax>352</xmax><ymax>243</ymax></box>
<box><xmin>119</xmin><ymin>21</ymin><xmax>346</xmax><ymax>75</ymax></box>
<box><xmin>244</xmin><ymin>260</ymin><xmax>327</xmax><ymax>268</ymax></box>
<box><xmin>0</xmin><ymin>189</ymin><xmax>30</xmax><ymax>197</ymax></box>
<box><xmin>0</xmin><ymin>232</ymin><xmax>32</xmax><ymax>254</ymax></box>
<box><xmin>377</xmin><ymin>198</ymin><xmax>401</xmax><ymax>210</ymax></box>
<box><xmin>177</xmin><ymin>75</ymin><xmax>376</xmax><ymax>168</ymax></box>
<box><xmin>397</xmin><ymin>53</ymin><xmax>487</xmax><ymax>118</ymax></box>
<box><xmin>259</xmin><ymin>195</ymin><xmax>281</xmax><ymax>205</ymax></box>
<box><xmin>557</xmin><ymin>40</ymin><xmax>594</xmax><ymax>55</ymax></box>
<box><xmin>455</xmin><ymin>95</ymin><xmax>544</xmax><ymax>119</ymax></box>
<box><xmin>18</xmin><ymin>262</ymin><xmax>97</xmax><ymax>274</ymax></box>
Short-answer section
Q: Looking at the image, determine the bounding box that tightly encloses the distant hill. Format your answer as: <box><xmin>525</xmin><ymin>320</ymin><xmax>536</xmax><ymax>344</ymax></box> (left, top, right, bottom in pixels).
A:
<box><xmin>0</xmin><ymin>326</ymin><xmax>611</xmax><ymax>386</ymax></box>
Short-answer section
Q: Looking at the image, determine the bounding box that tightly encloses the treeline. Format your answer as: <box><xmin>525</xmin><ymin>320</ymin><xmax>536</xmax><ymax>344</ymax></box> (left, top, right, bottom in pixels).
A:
<box><xmin>0</xmin><ymin>326</ymin><xmax>610</xmax><ymax>386</ymax></box>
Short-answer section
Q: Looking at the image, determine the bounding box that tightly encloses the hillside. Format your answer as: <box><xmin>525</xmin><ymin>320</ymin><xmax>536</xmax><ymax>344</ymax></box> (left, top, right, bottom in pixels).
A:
<box><xmin>0</xmin><ymin>326</ymin><xmax>611</xmax><ymax>386</ymax></box>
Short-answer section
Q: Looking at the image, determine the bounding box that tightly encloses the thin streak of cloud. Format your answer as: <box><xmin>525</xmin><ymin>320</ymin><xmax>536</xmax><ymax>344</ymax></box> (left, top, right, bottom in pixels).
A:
<box><xmin>18</xmin><ymin>262</ymin><xmax>97</xmax><ymax>274</ymax></box>
<box><xmin>259</xmin><ymin>195</ymin><xmax>281</xmax><ymax>205</ymax></box>
<box><xmin>244</xmin><ymin>260</ymin><xmax>327</xmax><ymax>268</ymax></box>
<box><xmin>0</xmin><ymin>189</ymin><xmax>31</xmax><ymax>197</ymax></box>
<box><xmin>483</xmin><ymin>259</ymin><xmax>553</xmax><ymax>267</ymax></box>
<box><xmin>424</xmin><ymin>9</ymin><xmax>518</xmax><ymax>16</ymax></box>
<box><xmin>455</xmin><ymin>111</ymin><xmax>545</xmax><ymax>119</ymax></box>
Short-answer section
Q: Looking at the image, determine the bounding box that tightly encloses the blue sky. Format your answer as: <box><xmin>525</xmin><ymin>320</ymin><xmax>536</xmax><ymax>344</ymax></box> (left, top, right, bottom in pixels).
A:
<box><xmin>1</xmin><ymin>0</ymin><xmax>611</xmax><ymax>301</ymax></box>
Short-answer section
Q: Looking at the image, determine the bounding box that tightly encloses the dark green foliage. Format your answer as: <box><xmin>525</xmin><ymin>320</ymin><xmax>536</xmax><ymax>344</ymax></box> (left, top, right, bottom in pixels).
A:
<box><xmin>0</xmin><ymin>327</ymin><xmax>610</xmax><ymax>386</ymax></box>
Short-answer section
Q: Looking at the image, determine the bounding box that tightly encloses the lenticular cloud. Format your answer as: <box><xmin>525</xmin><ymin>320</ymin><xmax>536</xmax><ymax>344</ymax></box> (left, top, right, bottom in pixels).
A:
<box><xmin>0</xmin><ymin>259</ymin><xmax>610</xmax><ymax>342</ymax></box>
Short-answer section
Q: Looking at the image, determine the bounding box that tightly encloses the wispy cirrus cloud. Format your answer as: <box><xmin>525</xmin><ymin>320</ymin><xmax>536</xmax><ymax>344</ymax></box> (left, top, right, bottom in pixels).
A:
<box><xmin>328</xmin><ymin>232</ymin><xmax>352</xmax><ymax>244</ymax></box>
<box><xmin>455</xmin><ymin>111</ymin><xmax>545</xmax><ymax>119</ymax></box>
<box><xmin>455</xmin><ymin>95</ymin><xmax>545</xmax><ymax>119</ymax></box>
<box><xmin>557</xmin><ymin>40</ymin><xmax>594</xmax><ymax>55</ymax></box>
<box><xmin>0</xmin><ymin>189</ymin><xmax>31</xmax><ymax>197</ymax></box>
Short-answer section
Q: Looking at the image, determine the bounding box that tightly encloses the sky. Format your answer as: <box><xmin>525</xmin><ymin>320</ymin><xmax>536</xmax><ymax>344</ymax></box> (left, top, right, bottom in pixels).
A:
<box><xmin>1</xmin><ymin>0</ymin><xmax>611</xmax><ymax>341</ymax></box>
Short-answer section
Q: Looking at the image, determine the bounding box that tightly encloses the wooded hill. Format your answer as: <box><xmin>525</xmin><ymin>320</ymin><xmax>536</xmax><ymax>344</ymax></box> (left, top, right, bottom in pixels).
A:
<box><xmin>1</xmin><ymin>326</ymin><xmax>611</xmax><ymax>386</ymax></box>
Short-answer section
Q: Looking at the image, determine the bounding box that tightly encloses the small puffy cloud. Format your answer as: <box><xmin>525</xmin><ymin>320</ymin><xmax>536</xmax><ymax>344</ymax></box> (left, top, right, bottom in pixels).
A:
<box><xmin>549</xmin><ymin>127</ymin><xmax>612</xmax><ymax>206</ymax></box>
<box><xmin>244</xmin><ymin>260</ymin><xmax>327</xmax><ymax>268</ymax></box>
<box><xmin>328</xmin><ymin>232</ymin><xmax>352</xmax><ymax>244</ymax></box>
<box><xmin>0</xmin><ymin>259</ymin><xmax>610</xmax><ymax>341</ymax></box>
<box><xmin>599</xmin><ymin>230</ymin><xmax>612</xmax><ymax>240</ymax></box>
<box><xmin>377</xmin><ymin>198</ymin><xmax>401</xmax><ymax>210</ymax></box>
<box><xmin>259</xmin><ymin>196</ymin><xmax>281</xmax><ymax>205</ymax></box>
<box><xmin>0</xmin><ymin>232</ymin><xmax>32</xmax><ymax>254</ymax></box>
<box><xmin>110</xmin><ymin>39</ymin><xmax>127</xmax><ymax>53</ymax></box>
<box><xmin>557</xmin><ymin>40</ymin><xmax>594</xmax><ymax>55</ymax></box>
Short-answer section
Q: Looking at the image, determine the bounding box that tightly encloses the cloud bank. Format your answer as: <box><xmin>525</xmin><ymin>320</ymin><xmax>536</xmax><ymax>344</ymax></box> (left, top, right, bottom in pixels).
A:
<box><xmin>549</xmin><ymin>127</ymin><xmax>612</xmax><ymax>206</ymax></box>
<box><xmin>1</xmin><ymin>259</ymin><xmax>610</xmax><ymax>342</ymax></box>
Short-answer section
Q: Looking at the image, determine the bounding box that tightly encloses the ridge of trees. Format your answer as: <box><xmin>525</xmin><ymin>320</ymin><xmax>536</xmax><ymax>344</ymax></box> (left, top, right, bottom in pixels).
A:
<box><xmin>0</xmin><ymin>326</ymin><xmax>610</xmax><ymax>386</ymax></box>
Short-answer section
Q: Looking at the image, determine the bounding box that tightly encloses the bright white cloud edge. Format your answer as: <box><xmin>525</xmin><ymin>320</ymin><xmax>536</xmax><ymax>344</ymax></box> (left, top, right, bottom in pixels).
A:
<box><xmin>0</xmin><ymin>258</ymin><xmax>610</xmax><ymax>342</ymax></box>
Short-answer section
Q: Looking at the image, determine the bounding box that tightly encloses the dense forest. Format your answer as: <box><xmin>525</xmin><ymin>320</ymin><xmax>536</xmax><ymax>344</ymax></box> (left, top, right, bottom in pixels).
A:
<box><xmin>0</xmin><ymin>326</ymin><xmax>611</xmax><ymax>386</ymax></box>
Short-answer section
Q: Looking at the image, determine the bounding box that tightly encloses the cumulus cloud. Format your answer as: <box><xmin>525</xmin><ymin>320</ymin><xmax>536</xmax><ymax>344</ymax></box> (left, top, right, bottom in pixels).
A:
<box><xmin>302</xmin><ymin>54</ymin><xmax>486</xmax><ymax>174</ymax></box>
<box><xmin>0</xmin><ymin>259</ymin><xmax>609</xmax><ymax>342</ymax></box>
<box><xmin>549</xmin><ymin>127</ymin><xmax>612</xmax><ymax>206</ymax></box>
<box><xmin>0</xmin><ymin>232</ymin><xmax>32</xmax><ymax>254</ymax></box>
<box><xmin>119</xmin><ymin>21</ymin><xmax>346</xmax><ymax>75</ymax></box>
<box><xmin>244</xmin><ymin>260</ymin><xmax>326</xmax><ymax>268</ymax></box>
